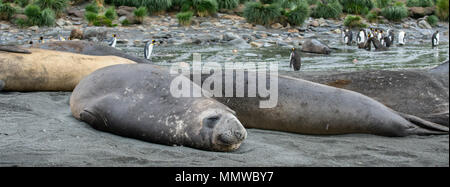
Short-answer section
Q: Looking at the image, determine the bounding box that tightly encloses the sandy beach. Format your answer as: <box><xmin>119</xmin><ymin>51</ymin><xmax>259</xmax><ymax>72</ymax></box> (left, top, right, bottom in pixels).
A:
<box><xmin>0</xmin><ymin>91</ymin><xmax>447</xmax><ymax>167</ymax></box>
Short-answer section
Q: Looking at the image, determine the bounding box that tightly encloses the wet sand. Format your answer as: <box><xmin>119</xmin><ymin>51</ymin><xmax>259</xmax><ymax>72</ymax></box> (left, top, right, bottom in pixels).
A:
<box><xmin>0</xmin><ymin>92</ymin><xmax>448</xmax><ymax>167</ymax></box>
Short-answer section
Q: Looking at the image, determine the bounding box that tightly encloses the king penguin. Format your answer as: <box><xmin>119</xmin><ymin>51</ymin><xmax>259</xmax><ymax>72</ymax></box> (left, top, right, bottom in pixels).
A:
<box><xmin>109</xmin><ymin>34</ymin><xmax>117</xmax><ymax>48</ymax></box>
<box><xmin>39</xmin><ymin>36</ymin><xmax>45</xmax><ymax>44</ymax></box>
<box><xmin>344</xmin><ymin>29</ymin><xmax>353</xmax><ymax>46</ymax></box>
<box><xmin>432</xmin><ymin>30</ymin><xmax>439</xmax><ymax>48</ymax></box>
<box><xmin>290</xmin><ymin>48</ymin><xmax>301</xmax><ymax>71</ymax></box>
<box><xmin>398</xmin><ymin>31</ymin><xmax>406</xmax><ymax>46</ymax></box>
<box><xmin>144</xmin><ymin>39</ymin><xmax>156</xmax><ymax>60</ymax></box>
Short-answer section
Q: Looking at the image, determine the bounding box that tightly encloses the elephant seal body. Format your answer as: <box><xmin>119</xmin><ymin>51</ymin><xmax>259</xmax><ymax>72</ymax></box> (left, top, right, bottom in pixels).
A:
<box><xmin>189</xmin><ymin>71</ymin><xmax>448</xmax><ymax>136</ymax></box>
<box><xmin>70</xmin><ymin>64</ymin><xmax>247</xmax><ymax>152</ymax></box>
<box><xmin>301</xmin><ymin>39</ymin><xmax>331</xmax><ymax>54</ymax></box>
<box><xmin>283</xmin><ymin>63</ymin><xmax>449</xmax><ymax>126</ymax></box>
<box><xmin>0</xmin><ymin>48</ymin><xmax>136</xmax><ymax>91</ymax></box>
<box><xmin>35</xmin><ymin>41</ymin><xmax>149</xmax><ymax>64</ymax></box>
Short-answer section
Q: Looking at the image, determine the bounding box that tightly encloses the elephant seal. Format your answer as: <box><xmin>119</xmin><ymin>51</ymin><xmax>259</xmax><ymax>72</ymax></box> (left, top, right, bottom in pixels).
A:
<box><xmin>35</xmin><ymin>40</ymin><xmax>150</xmax><ymax>64</ymax></box>
<box><xmin>0</xmin><ymin>48</ymin><xmax>136</xmax><ymax>91</ymax></box>
<box><xmin>0</xmin><ymin>45</ymin><xmax>32</xmax><ymax>54</ymax></box>
<box><xmin>70</xmin><ymin>64</ymin><xmax>247</xmax><ymax>152</ymax></box>
<box><xmin>283</xmin><ymin>62</ymin><xmax>449</xmax><ymax>126</ymax></box>
<box><xmin>301</xmin><ymin>39</ymin><xmax>332</xmax><ymax>54</ymax></box>
<box><xmin>188</xmin><ymin>71</ymin><xmax>448</xmax><ymax>136</ymax></box>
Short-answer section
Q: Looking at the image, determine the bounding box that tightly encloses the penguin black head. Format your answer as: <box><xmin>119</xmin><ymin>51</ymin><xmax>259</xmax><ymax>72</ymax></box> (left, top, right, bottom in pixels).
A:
<box><xmin>39</xmin><ymin>36</ymin><xmax>44</xmax><ymax>40</ymax></box>
<box><xmin>291</xmin><ymin>48</ymin><xmax>296</xmax><ymax>52</ymax></box>
<box><xmin>28</xmin><ymin>41</ymin><xmax>33</xmax><ymax>44</ymax></box>
<box><xmin>152</xmin><ymin>39</ymin><xmax>156</xmax><ymax>44</ymax></box>
<box><xmin>113</xmin><ymin>34</ymin><xmax>117</xmax><ymax>38</ymax></box>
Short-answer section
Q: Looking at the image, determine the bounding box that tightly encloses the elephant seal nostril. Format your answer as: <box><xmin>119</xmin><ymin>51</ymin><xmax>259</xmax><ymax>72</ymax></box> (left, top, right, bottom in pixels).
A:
<box><xmin>234</xmin><ymin>131</ymin><xmax>245</xmax><ymax>140</ymax></box>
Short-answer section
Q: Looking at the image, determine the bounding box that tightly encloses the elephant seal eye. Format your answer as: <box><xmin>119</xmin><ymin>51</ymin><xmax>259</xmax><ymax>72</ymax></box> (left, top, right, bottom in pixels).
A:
<box><xmin>204</xmin><ymin>115</ymin><xmax>221</xmax><ymax>128</ymax></box>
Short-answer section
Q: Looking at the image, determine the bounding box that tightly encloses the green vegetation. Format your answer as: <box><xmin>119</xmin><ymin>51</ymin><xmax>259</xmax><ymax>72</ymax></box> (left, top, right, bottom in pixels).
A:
<box><xmin>104</xmin><ymin>6</ymin><xmax>117</xmax><ymax>20</ymax></box>
<box><xmin>280</xmin><ymin>0</ymin><xmax>305</xmax><ymax>9</ymax></box>
<box><xmin>406</xmin><ymin>0</ymin><xmax>433</xmax><ymax>7</ymax></box>
<box><xmin>192</xmin><ymin>0</ymin><xmax>218</xmax><ymax>17</ymax></box>
<box><xmin>436</xmin><ymin>0</ymin><xmax>448</xmax><ymax>21</ymax></box>
<box><xmin>218</xmin><ymin>0</ymin><xmax>239</xmax><ymax>10</ymax></box>
<box><xmin>307</xmin><ymin>0</ymin><xmax>319</xmax><ymax>5</ymax></box>
<box><xmin>381</xmin><ymin>4</ymin><xmax>408</xmax><ymax>21</ymax></box>
<box><xmin>39</xmin><ymin>8</ymin><xmax>55</xmax><ymax>26</ymax></box>
<box><xmin>343</xmin><ymin>15</ymin><xmax>367</xmax><ymax>28</ymax></box>
<box><xmin>108</xmin><ymin>0</ymin><xmax>172</xmax><ymax>14</ymax></box>
<box><xmin>0</xmin><ymin>2</ymin><xmax>16</xmax><ymax>21</ymax></box>
<box><xmin>366</xmin><ymin>10</ymin><xmax>378</xmax><ymax>22</ymax></box>
<box><xmin>85</xmin><ymin>1</ymin><xmax>99</xmax><ymax>13</ymax></box>
<box><xmin>93</xmin><ymin>15</ymin><xmax>115</xmax><ymax>26</ymax></box>
<box><xmin>243</xmin><ymin>2</ymin><xmax>281</xmax><ymax>26</ymax></box>
<box><xmin>339</xmin><ymin>0</ymin><xmax>373</xmax><ymax>15</ymax></box>
<box><xmin>311</xmin><ymin>0</ymin><xmax>342</xmax><ymax>19</ymax></box>
<box><xmin>286</xmin><ymin>0</ymin><xmax>309</xmax><ymax>25</ymax></box>
<box><xmin>176</xmin><ymin>11</ymin><xmax>193</xmax><ymax>26</ymax></box>
<box><xmin>121</xmin><ymin>18</ymin><xmax>131</xmax><ymax>26</ymax></box>
<box><xmin>375</xmin><ymin>0</ymin><xmax>391</xmax><ymax>8</ymax></box>
<box><xmin>426</xmin><ymin>15</ymin><xmax>438</xmax><ymax>26</ymax></box>
<box><xmin>14</xmin><ymin>0</ymin><xmax>31</xmax><ymax>8</ymax></box>
<box><xmin>133</xmin><ymin>6</ymin><xmax>147</xmax><ymax>23</ymax></box>
<box><xmin>34</xmin><ymin>0</ymin><xmax>67</xmax><ymax>14</ymax></box>
<box><xmin>21</xmin><ymin>4</ymin><xmax>56</xmax><ymax>26</ymax></box>
<box><xmin>85</xmin><ymin>11</ymin><xmax>98</xmax><ymax>24</ymax></box>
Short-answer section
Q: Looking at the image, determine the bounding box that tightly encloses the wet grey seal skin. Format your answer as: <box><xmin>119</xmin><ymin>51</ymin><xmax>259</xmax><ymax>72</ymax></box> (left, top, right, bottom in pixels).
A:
<box><xmin>35</xmin><ymin>40</ymin><xmax>149</xmax><ymax>64</ymax></box>
<box><xmin>283</xmin><ymin>61</ymin><xmax>449</xmax><ymax>126</ymax></box>
<box><xmin>70</xmin><ymin>64</ymin><xmax>247</xmax><ymax>152</ymax></box>
<box><xmin>188</xmin><ymin>71</ymin><xmax>448</xmax><ymax>136</ymax></box>
<box><xmin>301</xmin><ymin>39</ymin><xmax>332</xmax><ymax>54</ymax></box>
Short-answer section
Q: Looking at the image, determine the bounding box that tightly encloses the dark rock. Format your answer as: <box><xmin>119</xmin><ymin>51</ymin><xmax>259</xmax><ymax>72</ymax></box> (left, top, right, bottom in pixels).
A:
<box><xmin>83</xmin><ymin>27</ymin><xmax>108</xmax><ymax>40</ymax></box>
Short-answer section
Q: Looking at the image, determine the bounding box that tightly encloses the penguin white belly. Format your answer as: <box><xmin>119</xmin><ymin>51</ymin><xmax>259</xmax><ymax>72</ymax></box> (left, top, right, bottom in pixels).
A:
<box><xmin>436</xmin><ymin>33</ymin><xmax>440</xmax><ymax>45</ymax></box>
<box><xmin>145</xmin><ymin>44</ymin><xmax>154</xmax><ymax>60</ymax></box>
<box><xmin>398</xmin><ymin>32</ymin><xmax>405</xmax><ymax>45</ymax></box>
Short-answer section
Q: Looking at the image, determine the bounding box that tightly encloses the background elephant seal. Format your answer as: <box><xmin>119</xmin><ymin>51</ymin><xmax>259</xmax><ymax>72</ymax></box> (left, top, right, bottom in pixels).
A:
<box><xmin>282</xmin><ymin>61</ymin><xmax>449</xmax><ymax>126</ymax></box>
<box><xmin>70</xmin><ymin>64</ymin><xmax>247</xmax><ymax>152</ymax></box>
<box><xmin>35</xmin><ymin>40</ymin><xmax>149</xmax><ymax>64</ymax></box>
<box><xmin>0</xmin><ymin>48</ymin><xmax>136</xmax><ymax>92</ymax></box>
<box><xmin>301</xmin><ymin>39</ymin><xmax>332</xmax><ymax>54</ymax></box>
<box><xmin>188</xmin><ymin>71</ymin><xmax>448</xmax><ymax>136</ymax></box>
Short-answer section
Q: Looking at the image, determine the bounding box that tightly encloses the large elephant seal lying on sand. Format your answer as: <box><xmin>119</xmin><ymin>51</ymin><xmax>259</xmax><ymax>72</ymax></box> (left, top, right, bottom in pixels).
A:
<box><xmin>0</xmin><ymin>48</ymin><xmax>136</xmax><ymax>92</ymax></box>
<box><xmin>70</xmin><ymin>64</ymin><xmax>247</xmax><ymax>152</ymax></box>
<box><xmin>35</xmin><ymin>41</ymin><xmax>149</xmax><ymax>64</ymax></box>
<box><xmin>188</xmin><ymin>71</ymin><xmax>448</xmax><ymax>136</ymax></box>
<box><xmin>283</xmin><ymin>61</ymin><xmax>449</xmax><ymax>126</ymax></box>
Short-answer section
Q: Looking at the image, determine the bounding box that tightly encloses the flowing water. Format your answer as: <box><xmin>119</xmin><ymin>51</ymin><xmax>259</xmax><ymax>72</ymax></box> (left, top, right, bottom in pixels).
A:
<box><xmin>119</xmin><ymin>37</ymin><xmax>449</xmax><ymax>72</ymax></box>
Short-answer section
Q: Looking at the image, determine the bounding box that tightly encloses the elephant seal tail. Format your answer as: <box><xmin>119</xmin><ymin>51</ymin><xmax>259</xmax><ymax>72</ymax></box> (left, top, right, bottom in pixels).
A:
<box><xmin>398</xmin><ymin>112</ymin><xmax>449</xmax><ymax>135</ymax></box>
<box><xmin>0</xmin><ymin>46</ymin><xmax>32</xmax><ymax>54</ymax></box>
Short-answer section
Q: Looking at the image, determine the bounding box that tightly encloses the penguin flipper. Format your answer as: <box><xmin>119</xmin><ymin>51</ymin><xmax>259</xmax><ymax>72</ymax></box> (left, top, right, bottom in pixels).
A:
<box><xmin>0</xmin><ymin>45</ymin><xmax>32</xmax><ymax>54</ymax></box>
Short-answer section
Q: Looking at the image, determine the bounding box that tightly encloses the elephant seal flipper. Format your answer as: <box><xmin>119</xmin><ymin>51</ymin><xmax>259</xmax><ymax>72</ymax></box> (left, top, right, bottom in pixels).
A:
<box><xmin>398</xmin><ymin>112</ymin><xmax>449</xmax><ymax>134</ymax></box>
<box><xmin>0</xmin><ymin>45</ymin><xmax>32</xmax><ymax>54</ymax></box>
